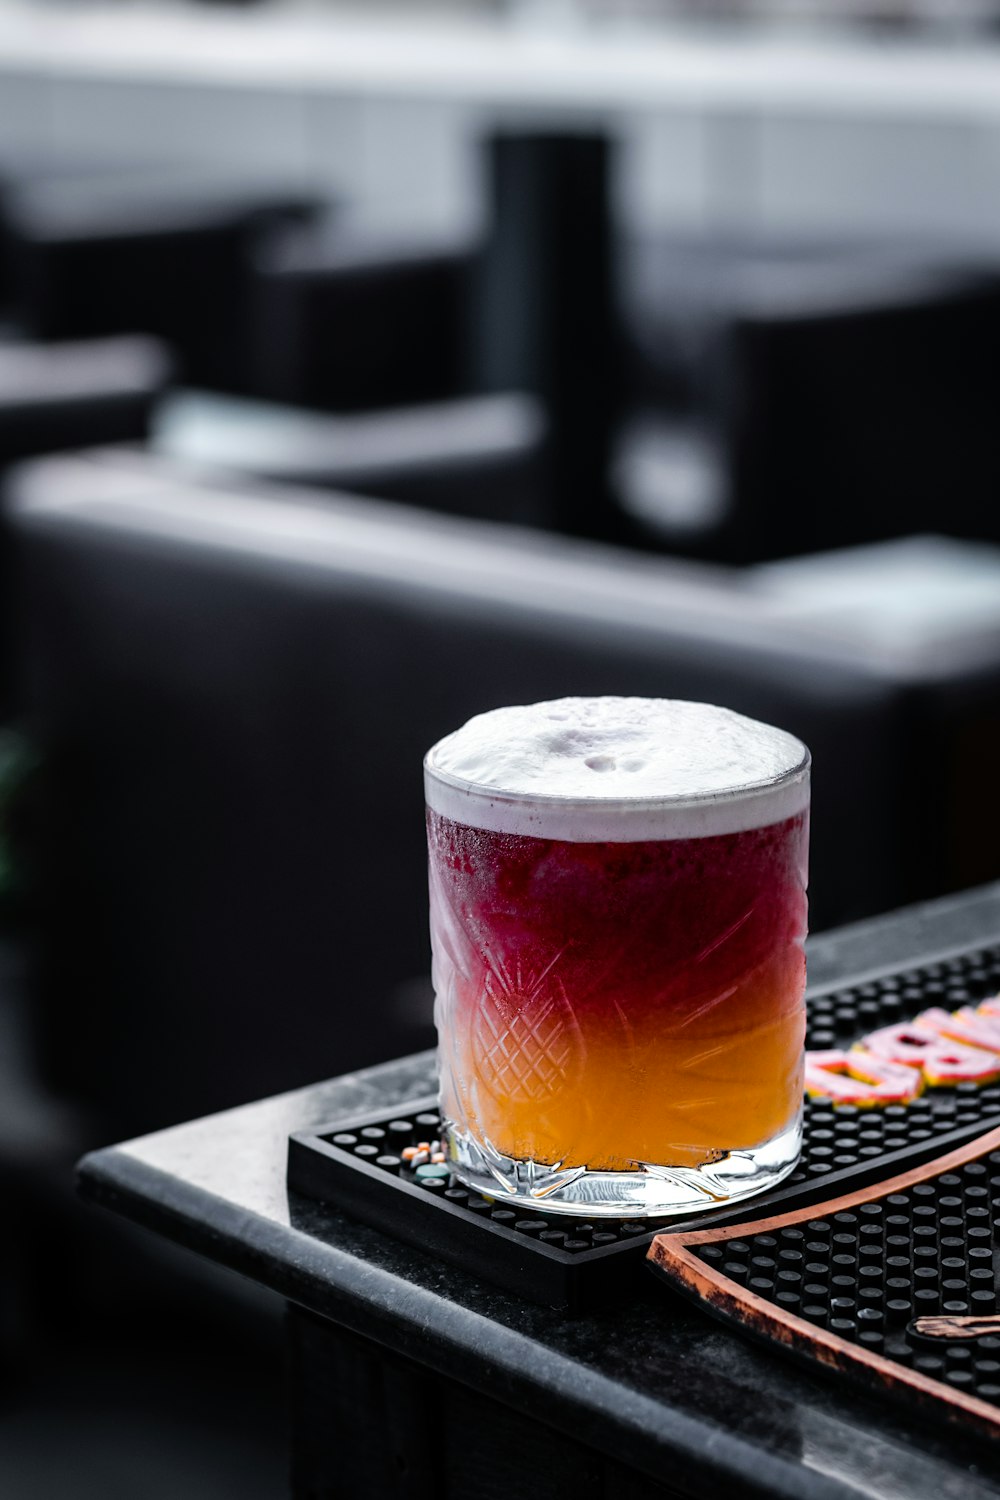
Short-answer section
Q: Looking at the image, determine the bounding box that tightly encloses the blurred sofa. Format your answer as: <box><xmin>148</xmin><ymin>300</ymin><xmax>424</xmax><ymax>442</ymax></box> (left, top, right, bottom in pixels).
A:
<box><xmin>8</xmin><ymin>449</ymin><xmax>1000</xmax><ymax>1138</ymax></box>
<box><xmin>150</xmin><ymin>388</ymin><xmax>547</xmax><ymax>525</ymax></box>
<box><xmin>0</xmin><ymin>336</ymin><xmax>171</xmax><ymax>712</ymax></box>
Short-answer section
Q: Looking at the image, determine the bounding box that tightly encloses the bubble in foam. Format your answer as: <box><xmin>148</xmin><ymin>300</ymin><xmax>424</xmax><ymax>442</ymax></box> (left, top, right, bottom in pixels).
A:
<box><xmin>424</xmin><ymin>697</ymin><xmax>809</xmax><ymax>842</ymax></box>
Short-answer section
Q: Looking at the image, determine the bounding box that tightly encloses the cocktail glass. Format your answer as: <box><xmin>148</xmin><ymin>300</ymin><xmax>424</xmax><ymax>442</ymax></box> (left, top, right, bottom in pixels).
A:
<box><xmin>425</xmin><ymin>698</ymin><xmax>809</xmax><ymax>1217</ymax></box>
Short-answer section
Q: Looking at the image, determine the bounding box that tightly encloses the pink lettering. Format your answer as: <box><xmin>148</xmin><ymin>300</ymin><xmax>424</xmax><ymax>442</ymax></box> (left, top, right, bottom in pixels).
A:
<box><xmin>805</xmin><ymin>1048</ymin><xmax>923</xmax><ymax>1106</ymax></box>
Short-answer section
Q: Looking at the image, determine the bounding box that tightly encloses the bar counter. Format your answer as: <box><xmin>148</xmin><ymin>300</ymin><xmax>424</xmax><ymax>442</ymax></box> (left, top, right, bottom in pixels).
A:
<box><xmin>79</xmin><ymin>883</ymin><xmax>1000</xmax><ymax>1499</ymax></box>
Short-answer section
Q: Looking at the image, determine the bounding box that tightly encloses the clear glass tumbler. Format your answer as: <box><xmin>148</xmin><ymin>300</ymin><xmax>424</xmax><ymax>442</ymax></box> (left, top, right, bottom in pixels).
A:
<box><xmin>425</xmin><ymin>697</ymin><xmax>810</xmax><ymax>1217</ymax></box>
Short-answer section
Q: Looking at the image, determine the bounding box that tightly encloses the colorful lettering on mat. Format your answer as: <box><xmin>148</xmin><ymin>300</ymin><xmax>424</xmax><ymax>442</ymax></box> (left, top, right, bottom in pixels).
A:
<box><xmin>805</xmin><ymin>995</ymin><xmax>1000</xmax><ymax>1107</ymax></box>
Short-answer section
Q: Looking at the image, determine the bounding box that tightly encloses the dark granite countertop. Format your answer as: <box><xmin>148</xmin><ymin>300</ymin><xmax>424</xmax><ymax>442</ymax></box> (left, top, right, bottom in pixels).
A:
<box><xmin>79</xmin><ymin>883</ymin><xmax>1000</xmax><ymax>1500</ymax></box>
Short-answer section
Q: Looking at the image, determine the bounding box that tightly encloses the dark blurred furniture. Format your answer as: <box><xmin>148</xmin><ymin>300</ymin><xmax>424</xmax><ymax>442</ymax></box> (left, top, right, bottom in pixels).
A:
<box><xmin>76</xmin><ymin>882</ymin><xmax>1000</xmax><ymax>1500</ymax></box>
<box><xmin>247</xmin><ymin>132</ymin><xmax>618</xmax><ymax>524</ymax></box>
<box><xmin>473</xmin><ymin>132</ymin><xmax>621</xmax><ymax>541</ymax></box>
<box><xmin>0</xmin><ymin>335</ymin><xmax>170</xmax><ymax>471</ymax></box>
<box><xmin>4</xmin><ymin>172</ymin><xmax>322</xmax><ymax>392</ymax></box>
<box><xmin>0</xmin><ymin>336</ymin><xmax>170</xmax><ymax>710</ymax></box>
<box><xmin>618</xmin><ymin>238</ymin><xmax>1000</xmax><ymax>562</ymax></box>
<box><xmin>248</xmin><ymin>221</ymin><xmax>474</xmax><ymax>412</ymax></box>
<box><xmin>0</xmin><ymin>935</ymin><xmax>81</xmax><ymax>1367</ymax></box>
<box><xmin>0</xmin><ymin>153</ymin><xmax>150</xmax><ymax>311</ymax></box>
<box><xmin>0</xmin><ymin>936</ymin><xmax>286</xmax><ymax>1497</ymax></box>
<box><xmin>151</xmin><ymin>388</ymin><xmax>546</xmax><ymax>524</ymax></box>
<box><xmin>9</xmin><ymin>450</ymin><xmax>1000</xmax><ymax>1139</ymax></box>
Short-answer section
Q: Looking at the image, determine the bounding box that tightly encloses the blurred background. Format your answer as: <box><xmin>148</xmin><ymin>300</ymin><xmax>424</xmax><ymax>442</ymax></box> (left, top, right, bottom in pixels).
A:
<box><xmin>3</xmin><ymin>0</ymin><xmax>1000</xmax><ymax>1494</ymax></box>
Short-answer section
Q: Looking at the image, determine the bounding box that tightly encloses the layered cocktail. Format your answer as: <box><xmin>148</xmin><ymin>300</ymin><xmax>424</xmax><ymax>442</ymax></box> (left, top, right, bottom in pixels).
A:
<box><xmin>425</xmin><ymin>698</ymin><xmax>810</xmax><ymax>1216</ymax></box>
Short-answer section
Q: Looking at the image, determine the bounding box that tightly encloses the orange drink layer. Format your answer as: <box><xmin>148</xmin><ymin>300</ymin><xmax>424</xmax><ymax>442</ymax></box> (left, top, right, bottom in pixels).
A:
<box><xmin>429</xmin><ymin>810</ymin><xmax>808</xmax><ymax>1173</ymax></box>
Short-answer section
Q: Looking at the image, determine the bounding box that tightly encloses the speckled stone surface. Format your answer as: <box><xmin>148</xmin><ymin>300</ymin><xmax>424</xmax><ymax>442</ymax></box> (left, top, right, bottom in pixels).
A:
<box><xmin>79</xmin><ymin>883</ymin><xmax>1000</xmax><ymax>1500</ymax></box>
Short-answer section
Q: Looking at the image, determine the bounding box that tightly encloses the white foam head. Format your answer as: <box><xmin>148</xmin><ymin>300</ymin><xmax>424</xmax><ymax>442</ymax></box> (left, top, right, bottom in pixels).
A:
<box><xmin>424</xmin><ymin>697</ymin><xmax>809</xmax><ymax>841</ymax></box>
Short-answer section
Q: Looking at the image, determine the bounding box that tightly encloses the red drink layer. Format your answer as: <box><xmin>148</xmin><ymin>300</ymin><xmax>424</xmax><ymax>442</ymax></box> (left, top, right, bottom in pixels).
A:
<box><xmin>429</xmin><ymin>808</ymin><xmax>808</xmax><ymax>1172</ymax></box>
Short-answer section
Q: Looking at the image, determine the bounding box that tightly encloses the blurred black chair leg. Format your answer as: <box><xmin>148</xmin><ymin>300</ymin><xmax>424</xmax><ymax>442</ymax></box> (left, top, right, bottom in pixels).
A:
<box><xmin>473</xmin><ymin>130</ymin><xmax>625</xmax><ymax>543</ymax></box>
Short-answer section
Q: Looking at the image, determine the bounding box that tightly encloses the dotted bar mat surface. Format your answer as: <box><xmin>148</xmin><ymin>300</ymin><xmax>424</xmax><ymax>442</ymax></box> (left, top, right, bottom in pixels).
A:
<box><xmin>648</xmin><ymin>1124</ymin><xmax>1000</xmax><ymax>1435</ymax></box>
<box><xmin>289</xmin><ymin>1097</ymin><xmax>661</xmax><ymax>1312</ymax></box>
<box><xmin>288</xmin><ymin>941</ymin><xmax>1000</xmax><ymax>1312</ymax></box>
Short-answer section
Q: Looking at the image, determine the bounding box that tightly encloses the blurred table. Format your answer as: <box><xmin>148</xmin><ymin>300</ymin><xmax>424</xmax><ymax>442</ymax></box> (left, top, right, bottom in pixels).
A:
<box><xmin>78</xmin><ymin>882</ymin><xmax>1000</xmax><ymax>1499</ymax></box>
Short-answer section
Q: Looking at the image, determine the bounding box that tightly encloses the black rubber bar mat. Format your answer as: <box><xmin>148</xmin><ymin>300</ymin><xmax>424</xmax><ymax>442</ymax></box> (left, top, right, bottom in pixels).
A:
<box><xmin>648</xmin><ymin>1123</ymin><xmax>1000</xmax><ymax>1436</ymax></box>
<box><xmin>288</xmin><ymin>939</ymin><xmax>1000</xmax><ymax>1312</ymax></box>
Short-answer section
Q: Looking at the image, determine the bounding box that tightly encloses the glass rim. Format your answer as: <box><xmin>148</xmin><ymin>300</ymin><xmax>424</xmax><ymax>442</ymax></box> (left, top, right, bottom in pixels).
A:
<box><xmin>423</xmin><ymin>744</ymin><xmax>810</xmax><ymax>812</ymax></box>
<box><xmin>424</xmin><ymin>746</ymin><xmax>810</xmax><ymax>842</ymax></box>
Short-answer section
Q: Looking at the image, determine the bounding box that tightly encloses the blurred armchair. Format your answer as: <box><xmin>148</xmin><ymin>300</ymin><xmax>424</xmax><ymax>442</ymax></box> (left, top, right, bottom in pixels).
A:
<box><xmin>3</xmin><ymin>171</ymin><xmax>323</xmax><ymax>393</ymax></box>
<box><xmin>247</xmin><ymin>221</ymin><xmax>476</xmax><ymax>412</ymax></box>
<box><xmin>618</xmin><ymin>240</ymin><xmax>1000</xmax><ymax>562</ymax></box>
<box><xmin>0</xmin><ymin>336</ymin><xmax>170</xmax><ymax>472</ymax></box>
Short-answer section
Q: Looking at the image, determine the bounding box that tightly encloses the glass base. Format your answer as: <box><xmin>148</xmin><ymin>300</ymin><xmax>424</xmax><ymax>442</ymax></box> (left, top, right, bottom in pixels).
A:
<box><xmin>445</xmin><ymin>1114</ymin><xmax>802</xmax><ymax>1219</ymax></box>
